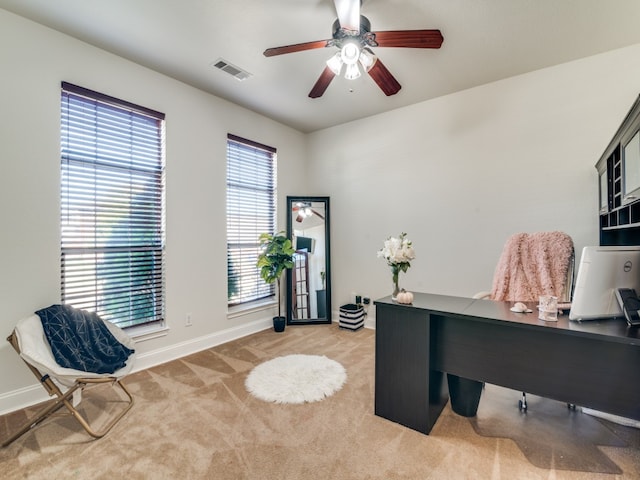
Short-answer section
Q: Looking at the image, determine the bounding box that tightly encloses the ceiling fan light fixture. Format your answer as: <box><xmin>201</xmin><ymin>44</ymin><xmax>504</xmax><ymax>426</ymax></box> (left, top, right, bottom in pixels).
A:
<box><xmin>326</xmin><ymin>52</ymin><xmax>344</xmax><ymax>75</ymax></box>
<box><xmin>344</xmin><ymin>62</ymin><xmax>361</xmax><ymax>80</ymax></box>
<box><xmin>341</xmin><ymin>42</ymin><xmax>360</xmax><ymax>65</ymax></box>
<box><xmin>358</xmin><ymin>49</ymin><xmax>375</xmax><ymax>71</ymax></box>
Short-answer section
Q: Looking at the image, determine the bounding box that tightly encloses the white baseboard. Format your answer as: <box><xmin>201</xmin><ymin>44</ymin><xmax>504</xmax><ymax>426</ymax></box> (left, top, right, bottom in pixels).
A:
<box><xmin>0</xmin><ymin>317</ymin><xmax>272</xmax><ymax>415</ymax></box>
<box><xmin>0</xmin><ymin>384</ymin><xmax>51</xmax><ymax>416</ymax></box>
<box><xmin>132</xmin><ymin>316</ymin><xmax>272</xmax><ymax>372</ymax></box>
<box><xmin>582</xmin><ymin>407</ymin><xmax>640</xmax><ymax>428</ymax></box>
<box><xmin>364</xmin><ymin>315</ymin><xmax>376</xmax><ymax>329</ymax></box>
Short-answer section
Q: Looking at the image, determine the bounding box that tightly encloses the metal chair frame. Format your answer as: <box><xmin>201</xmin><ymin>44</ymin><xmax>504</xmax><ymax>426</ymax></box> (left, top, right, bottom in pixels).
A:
<box><xmin>2</xmin><ymin>330</ymin><xmax>134</xmax><ymax>448</ymax></box>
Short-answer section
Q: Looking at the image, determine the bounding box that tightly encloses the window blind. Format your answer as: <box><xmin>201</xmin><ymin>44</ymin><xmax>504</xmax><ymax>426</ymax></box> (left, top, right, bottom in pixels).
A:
<box><xmin>60</xmin><ymin>82</ymin><xmax>166</xmax><ymax>328</ymax></box>
<box><xmin>227</xmin><ymin>134</ymin><xmax>276</xmax><ymax>306</ymax></box>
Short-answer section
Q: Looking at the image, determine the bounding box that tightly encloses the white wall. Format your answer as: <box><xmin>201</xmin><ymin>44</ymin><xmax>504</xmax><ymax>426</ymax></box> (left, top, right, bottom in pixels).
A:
<box><xmin>308</xmin><ymin>43</ymin><xmax>640</xmax><ymax>310</ymax></box>
<box><xmin>0</xmin><ymin>10</ymin><xmax>306</xmax><ymax>412</ymax></box>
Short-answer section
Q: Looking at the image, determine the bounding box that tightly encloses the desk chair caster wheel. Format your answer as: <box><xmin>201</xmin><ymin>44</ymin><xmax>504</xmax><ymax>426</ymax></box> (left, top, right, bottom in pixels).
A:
<box><xmin>519</xmin><ymin>392</ymin><xmax>528</xmax><ymax>412</ymax></box>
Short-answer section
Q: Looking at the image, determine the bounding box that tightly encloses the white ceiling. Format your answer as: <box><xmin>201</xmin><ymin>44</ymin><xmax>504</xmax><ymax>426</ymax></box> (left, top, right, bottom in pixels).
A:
<box><xmin>3</xmin><ymin>0</ymin><xmax>640</xmax><ymax>132</ymax></box>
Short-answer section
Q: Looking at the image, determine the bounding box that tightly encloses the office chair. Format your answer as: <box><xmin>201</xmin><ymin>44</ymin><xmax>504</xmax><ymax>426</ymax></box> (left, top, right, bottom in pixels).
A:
<box><xmin>474</xmin><ymin>231</ymin><xmax>575</xmax><ymax>412</ymax></box>
<box><xmin>2</xmin><ymin>307</ymin><xmax>136</xmax><ymax>447</ymax></box>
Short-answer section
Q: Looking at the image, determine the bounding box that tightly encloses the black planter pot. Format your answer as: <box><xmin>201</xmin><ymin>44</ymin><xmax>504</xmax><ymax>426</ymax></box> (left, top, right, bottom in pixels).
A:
<box><xmin>447</xmin><ymin>374</ymin><xmax>483</xmax><ymax>417</ymax></box>
<box><xmin>273</xmin><ymin>316</ymin><xmax>286</xmax><ymax>333</ymax></box>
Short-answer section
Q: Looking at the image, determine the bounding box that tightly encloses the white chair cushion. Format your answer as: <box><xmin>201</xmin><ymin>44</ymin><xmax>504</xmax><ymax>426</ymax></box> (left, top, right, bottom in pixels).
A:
<box><xmin>15</xmin><ymin>314</ymin><xmax>135</xmax><ymax>387</ymax></box>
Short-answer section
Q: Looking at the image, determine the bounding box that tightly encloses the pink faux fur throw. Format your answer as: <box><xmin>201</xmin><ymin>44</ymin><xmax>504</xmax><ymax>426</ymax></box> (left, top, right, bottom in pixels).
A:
<box><xmin>489</xmin><ymin>232</ymin><xmax>574</xmax><ymax>302</ymax></box>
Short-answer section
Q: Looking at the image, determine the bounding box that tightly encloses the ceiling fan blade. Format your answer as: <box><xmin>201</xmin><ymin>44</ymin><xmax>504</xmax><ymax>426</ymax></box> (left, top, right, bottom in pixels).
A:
<box><xmin>264</xmin><ymin>39</ymin><xmax>331</xmax><ymax>57</ymax></box>
<box><xmin>308</xmin><ymin>66</ymin><xmax>336</xmax><ymax>98</ymax></box>
<box><xmin>373</xmin><ymin>29</ymin><xmax>444</xmax><ymax>49</ymax></box>
<box><xmin>333</xmin><ymin>0</ymin><xmax>360</xmax><ymax>32</ymax></box>
<box><xmin>367</xmin><ymin>57</ymin><xmax>401</xmax><ymax>96</ymax></box>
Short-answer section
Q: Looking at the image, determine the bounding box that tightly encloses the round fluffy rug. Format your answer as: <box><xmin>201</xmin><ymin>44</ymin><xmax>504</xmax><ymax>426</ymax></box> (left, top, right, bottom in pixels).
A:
<box><xmin>245</xmin><ymin>354</ymin><xmax>347</xmax><ymax>404</ymax></box>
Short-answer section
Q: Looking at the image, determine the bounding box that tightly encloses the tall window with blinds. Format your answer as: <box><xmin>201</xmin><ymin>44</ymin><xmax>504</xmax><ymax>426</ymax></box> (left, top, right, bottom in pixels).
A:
<box><xmin>227</xmin><ymin>134</ymin><xmax>277</xmax><ymax>306</ymax></box>
<box><xmin>60</xmin><ymin>82</ymin><xmax>166</xmax><ymax>328</ymax></box>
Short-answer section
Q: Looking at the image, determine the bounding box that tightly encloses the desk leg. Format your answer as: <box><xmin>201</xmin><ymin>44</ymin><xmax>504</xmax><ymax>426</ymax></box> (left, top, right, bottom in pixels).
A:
<box><xmin>375</xmin><ymin>305</ymin><xmax>448</xmax><ymax>434</ymax></box>
<box><xmin>447</xmin><ymin>374</ymin><xmax>483</xmax><ymax>417</ymax></box>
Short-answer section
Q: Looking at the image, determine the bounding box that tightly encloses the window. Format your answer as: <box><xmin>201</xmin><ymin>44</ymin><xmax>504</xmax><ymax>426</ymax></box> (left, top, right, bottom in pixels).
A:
<box><xmin>226</xmin><ymin>134</ymin><xmax>276</xmax><ymax>306</ymax></box>
<box><xmin>60</xmin><ymin>82</ymin><xmax>166</xmax><ymax>328</ymax></box>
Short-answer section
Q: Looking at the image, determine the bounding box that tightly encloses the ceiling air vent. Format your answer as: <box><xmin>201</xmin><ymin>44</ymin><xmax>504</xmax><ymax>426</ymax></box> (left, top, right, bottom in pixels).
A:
<box><xmin>211</xmin><ymin>58</ymin><xmax>251</xmax><ymax>81</ymax></box>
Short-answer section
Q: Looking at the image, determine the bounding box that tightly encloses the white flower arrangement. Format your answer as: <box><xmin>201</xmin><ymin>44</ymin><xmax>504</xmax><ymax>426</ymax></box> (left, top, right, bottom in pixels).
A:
<box><xmin>377</xmin><ymin>232</ymin><xmax>416</xmax><ymax>272</ymax></box>
<box><xmin>378</xmin><ymin>232</ymin><xmax>416</xmax><ymax>299</ymax></box>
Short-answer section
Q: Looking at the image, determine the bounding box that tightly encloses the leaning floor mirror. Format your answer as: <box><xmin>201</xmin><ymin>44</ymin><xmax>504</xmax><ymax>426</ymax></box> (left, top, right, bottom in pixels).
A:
<box><xmin>286</xmin><ymin>196</ymin><xmax>331</xmax><ymax>325</ymax></box>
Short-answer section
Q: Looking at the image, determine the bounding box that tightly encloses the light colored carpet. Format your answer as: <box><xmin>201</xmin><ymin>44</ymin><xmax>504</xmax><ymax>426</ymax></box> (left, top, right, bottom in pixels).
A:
<box><xmin>245</xmin><ymin>354</ymin><xmax>346</xmax><ymax>404</ymax></box>
<box><xmin>0</xmin><ymin>323</ymin><xmax>639</xmax><ymax>479</ymax></box>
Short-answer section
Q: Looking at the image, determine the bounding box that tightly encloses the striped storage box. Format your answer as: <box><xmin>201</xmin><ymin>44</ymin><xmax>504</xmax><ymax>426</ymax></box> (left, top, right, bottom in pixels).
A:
<box><xmin>339</xmin><ymin>303</ymin><xmax>365</xmax><ymax>331</ymax></box>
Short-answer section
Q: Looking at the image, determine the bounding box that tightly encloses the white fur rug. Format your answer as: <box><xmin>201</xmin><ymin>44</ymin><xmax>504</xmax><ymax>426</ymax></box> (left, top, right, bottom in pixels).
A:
<box><xmin>245</xmin><ymin>354</ymin><xmax>347</xmax><ymax>404</ymax></box>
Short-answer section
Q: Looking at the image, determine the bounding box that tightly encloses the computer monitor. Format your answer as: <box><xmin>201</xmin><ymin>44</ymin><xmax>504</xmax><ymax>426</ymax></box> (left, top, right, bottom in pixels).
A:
<box><xmin>569</xmin><ymin>245</ymin><xmax>640</xmax><ymax>321</ymax></box>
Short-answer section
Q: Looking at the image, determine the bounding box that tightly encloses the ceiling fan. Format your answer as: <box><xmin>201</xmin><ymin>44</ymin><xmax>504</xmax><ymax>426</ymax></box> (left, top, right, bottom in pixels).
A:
<box><xmin>263</xmin><ymin>0</ymin><xmax>443</xmax><ymax>98</ymax></box>
<box><xmin>292</xmin><ymin>202</ymin><xmax>324</xmax><ymax>222</ymax></box>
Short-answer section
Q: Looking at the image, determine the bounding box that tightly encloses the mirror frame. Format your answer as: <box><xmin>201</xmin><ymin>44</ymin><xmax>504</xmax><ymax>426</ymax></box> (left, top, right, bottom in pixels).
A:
<box><xmin>286</xmin><ymin>196</ymin><xmax>331</xmax><ymax>325</ymax></box>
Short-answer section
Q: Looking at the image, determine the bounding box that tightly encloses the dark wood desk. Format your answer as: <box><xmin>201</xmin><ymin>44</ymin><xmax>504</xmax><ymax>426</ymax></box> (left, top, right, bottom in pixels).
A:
<box><xmin>374</xmin><ymin>293</ymin><xmax>640</xmax><ymax>435</ymax></box>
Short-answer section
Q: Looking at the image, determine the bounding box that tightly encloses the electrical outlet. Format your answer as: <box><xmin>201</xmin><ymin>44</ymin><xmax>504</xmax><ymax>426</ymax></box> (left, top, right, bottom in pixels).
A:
<box><xmin>185</xmin><ymin>313</ymin><xmax>193</xmax><ymax>327</ymax></box>
<box><xmin>362</xmin><ymin>296</ymin><xmax>371</xmax><ymax>317</ymax></box>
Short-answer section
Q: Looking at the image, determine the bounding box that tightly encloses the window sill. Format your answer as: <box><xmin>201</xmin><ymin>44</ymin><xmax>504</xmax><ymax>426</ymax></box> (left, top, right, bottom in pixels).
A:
<box><xmin>228</xmin><ymin>298</ymin><xmax>276</xmax><ymax>319</ymax></box>
<box><xmin>126</xmin><ymin>322</ymin><xmax>170</xmax><ymax>343</ymax></box>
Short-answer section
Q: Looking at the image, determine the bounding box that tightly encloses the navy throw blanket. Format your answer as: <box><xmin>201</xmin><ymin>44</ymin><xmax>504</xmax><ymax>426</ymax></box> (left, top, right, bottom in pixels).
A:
<box><xmin>35</xmin><ymin>304</ymin><xmax>135</xmax><ymax>374</ymax></box>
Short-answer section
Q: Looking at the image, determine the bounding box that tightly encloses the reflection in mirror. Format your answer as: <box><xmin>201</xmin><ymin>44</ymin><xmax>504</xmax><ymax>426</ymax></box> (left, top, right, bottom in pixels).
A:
<box><xmin>286</xmin><ymin>196</ymin><xmax>331</xmax><ymax>325</ymax></box>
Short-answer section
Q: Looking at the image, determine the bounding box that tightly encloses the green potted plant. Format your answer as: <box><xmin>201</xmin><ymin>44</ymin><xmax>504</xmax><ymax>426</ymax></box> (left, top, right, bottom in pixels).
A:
<box><xmin>257</xmin><ymin>231</ymin><xmax>295</xmax><ymax>332</ymax></box>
